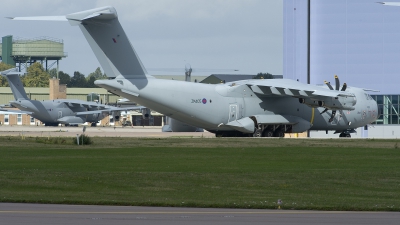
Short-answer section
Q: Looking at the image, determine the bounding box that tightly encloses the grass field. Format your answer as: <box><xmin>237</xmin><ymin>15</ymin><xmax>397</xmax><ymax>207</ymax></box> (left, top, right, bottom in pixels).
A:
<box><xmin>0</xmin><ymin>136</ymin><xmax>399</xmax><ymax>211</ymax></box>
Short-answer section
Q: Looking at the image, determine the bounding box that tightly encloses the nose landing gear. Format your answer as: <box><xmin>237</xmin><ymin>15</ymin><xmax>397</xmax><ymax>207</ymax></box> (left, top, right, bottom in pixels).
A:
<box><xmin>339</xmin><ymin>132</ymin><xmax>351</xmax><ymax>138</ymax></box>
<box><xmin>336</xmin><ymin>129</ymin><xmax>356</xmax><ymax>138</ymax></box>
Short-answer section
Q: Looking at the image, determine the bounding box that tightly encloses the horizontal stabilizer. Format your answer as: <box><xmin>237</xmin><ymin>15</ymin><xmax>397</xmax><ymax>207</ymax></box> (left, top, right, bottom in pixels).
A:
<box><xmin>9</xmin><ymin>16</ymin><xmax>67</xmax><ymax>21</ymax></box>
<box><xmin>75</xmin><ymin>106</ymin><xmax>144</xmax><ymax>116</ymax></box>
<box><xmin>0</xmin><ymin>108</ymin><xmax>32</xmax><ymax>115</ymax></box>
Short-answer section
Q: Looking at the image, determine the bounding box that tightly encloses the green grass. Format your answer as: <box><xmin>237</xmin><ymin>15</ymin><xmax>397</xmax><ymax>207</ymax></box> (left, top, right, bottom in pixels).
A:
<box><xmin>0</xmin><ymin>136</ymin><xmax>400</xmax><ymax>211</ymax></box>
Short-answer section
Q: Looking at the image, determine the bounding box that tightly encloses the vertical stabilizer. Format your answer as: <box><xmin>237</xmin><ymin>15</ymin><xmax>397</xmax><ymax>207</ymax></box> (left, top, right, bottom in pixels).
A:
<box><xmin>1</xmin><ymin>73</ymin><xmax>29</xmax><ymax>100</ymax></box>
<box><xmin>66</xmin><ymin>6</ymin><xmax>148</xmax><ymax>78</ymax></box>
<box><xmin>10</xmin><ymin>6</ymin><xmax>150</xmax><ymax>78</ymax></box>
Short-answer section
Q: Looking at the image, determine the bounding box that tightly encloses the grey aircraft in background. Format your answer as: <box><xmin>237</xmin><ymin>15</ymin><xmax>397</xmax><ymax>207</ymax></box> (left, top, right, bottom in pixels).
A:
<box><xmin>0</xmin><ymin>69</ymin><xmax>143</xmax><ymax>126</ymax></box>
<box><xmin>10</xmin><ymin>6</ymin><xmax>378</xmax><ymax>137</ymax></box>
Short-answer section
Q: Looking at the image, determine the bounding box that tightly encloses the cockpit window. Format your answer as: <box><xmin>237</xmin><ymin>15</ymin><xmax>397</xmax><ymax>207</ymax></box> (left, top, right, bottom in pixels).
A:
<box><xmin>364</xmin><ymin>93</ymin><xmax>373</xmax><ymax>100</ymax></box>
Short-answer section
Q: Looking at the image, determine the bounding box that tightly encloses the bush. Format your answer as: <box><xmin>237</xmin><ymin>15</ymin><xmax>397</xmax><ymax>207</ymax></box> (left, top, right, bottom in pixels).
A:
<box><xmin>73</xmin><ymin>134</ymin><xmax>93</xmax><ymax>145</ymax></box>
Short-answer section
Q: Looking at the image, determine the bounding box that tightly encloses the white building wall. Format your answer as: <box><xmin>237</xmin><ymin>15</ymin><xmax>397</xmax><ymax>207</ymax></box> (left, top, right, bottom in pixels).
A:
<box><xmin>310</xmin><ymin>125</ymin><xmax>400</xmax><ymax>138</ymax></box>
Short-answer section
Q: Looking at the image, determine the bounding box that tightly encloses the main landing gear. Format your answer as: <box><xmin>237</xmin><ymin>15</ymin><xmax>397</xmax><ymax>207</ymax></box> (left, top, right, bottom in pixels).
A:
<box><xmin>213</xmin><ymin>125</ymin><xmax>289</xmax><ymax>138</ymax></box>
<box><xmin>253</xmin><ymin>125</ymin><xmax>289</xmax><ymax>138</ymax></box>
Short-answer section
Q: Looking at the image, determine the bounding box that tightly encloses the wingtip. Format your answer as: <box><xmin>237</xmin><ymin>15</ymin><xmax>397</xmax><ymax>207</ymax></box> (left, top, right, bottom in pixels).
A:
<box><xmin>5</xmin><ymin>17</ymin><xmax>14</xmax><ymax>19</ymax></box>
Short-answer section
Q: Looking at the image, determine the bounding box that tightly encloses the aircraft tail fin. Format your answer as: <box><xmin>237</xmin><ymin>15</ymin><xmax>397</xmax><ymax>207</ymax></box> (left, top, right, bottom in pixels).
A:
<box><xmin>11</xmin><ymin>6</ymin><xmax>150</xmax><ymax>79</ymax></box>
<box><xmin>67</xmin><ymin>7</ymin><xmax>149</xmax><ymax>78</ymax></box>
<box><xmin>0</xmin><ymin>69</ymin><xmax>29</xmax><ymax>100</ymax></box>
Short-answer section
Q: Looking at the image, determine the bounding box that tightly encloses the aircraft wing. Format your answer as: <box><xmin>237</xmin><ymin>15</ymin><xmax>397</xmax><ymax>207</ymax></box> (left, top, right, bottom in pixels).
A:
<box><xmin>61</xmin><ymin>101</ymin><xmax>101</xmax><ymax>109</ymax></box>
<box><xmin>75</xmin><ymin>106</ymin><xmax>145</xmax><ymax>116</ymax></box>
<box><xmin>244</xmin><ymin>79</ymin><xmax>357</xmax><ymax>110</ymax></box>
<box><xmin>246</xmin><ymin>79</ymin><xmax>354</xmax><ymax>98</ymax></box>
<box><xmin>0</xmin><ymin>108</ymin><xmax>33</xmax><ymax>115</ymax></box>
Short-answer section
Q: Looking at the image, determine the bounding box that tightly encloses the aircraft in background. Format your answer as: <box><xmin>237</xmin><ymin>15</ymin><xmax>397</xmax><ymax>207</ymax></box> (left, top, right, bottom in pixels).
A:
<box><xmin>0</xmin><ymin>69</ymin><xmax>143</xmax><ymax>126</ymax></box>
<box><xmin>9</xmin><ymin>6</ymin><xmax>378</xmax><ymax>137</ymax></box>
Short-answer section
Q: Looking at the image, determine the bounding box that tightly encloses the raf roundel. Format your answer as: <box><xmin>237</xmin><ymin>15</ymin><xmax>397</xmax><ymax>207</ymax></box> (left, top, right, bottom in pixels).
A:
<box><xmin>202</xmin><ymin>98</ymin><xmax>207</xmax><ymax>104</ymax></box>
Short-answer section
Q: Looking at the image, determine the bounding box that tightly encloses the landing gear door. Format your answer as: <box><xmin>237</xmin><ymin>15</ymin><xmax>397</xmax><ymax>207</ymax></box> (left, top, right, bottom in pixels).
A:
<box><xmin>228</xmin><ymin>104</ymin><xmax>238</xmax><ymax>123</ymax></box>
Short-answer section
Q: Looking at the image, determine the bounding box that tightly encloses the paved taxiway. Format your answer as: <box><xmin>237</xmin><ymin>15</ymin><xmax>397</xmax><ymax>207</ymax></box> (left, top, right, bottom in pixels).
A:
<box><xmin>1</xmin><ymin>203</ymin><xmax>399</xmax><ymax>225</ymax></box>
<box><xmin>0</xmin><ymin>125</ymin><xmax>215</xmax><ymax>138</ymax></box>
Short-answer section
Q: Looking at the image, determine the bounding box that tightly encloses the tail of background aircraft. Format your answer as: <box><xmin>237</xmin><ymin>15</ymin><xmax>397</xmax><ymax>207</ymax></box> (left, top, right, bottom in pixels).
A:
<box><xmin>1</xmin><ymin>71</ymin><xmax>29</xmax><ymax>100</ymax></box>
<box><xmin>11</xmin><ymin>6</ymin><xmax>149</xmax><ymax>78</ymax></box>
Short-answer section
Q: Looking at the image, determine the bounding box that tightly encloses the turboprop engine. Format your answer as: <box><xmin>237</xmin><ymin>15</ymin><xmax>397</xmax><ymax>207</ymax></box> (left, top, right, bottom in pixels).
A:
<box><xmin>298</xmin><ymin>98</ymin><xmax>321</xmax><ymax>108</ymax></box>
<box><xmin>317</xmin><ymin>96</ymin><xmax>356</xmax><ymax>110</ymax></box>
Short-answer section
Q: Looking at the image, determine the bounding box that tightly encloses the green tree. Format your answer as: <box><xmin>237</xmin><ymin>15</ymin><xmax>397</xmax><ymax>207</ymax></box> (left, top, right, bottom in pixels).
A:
<box><xmin>0</xmin><ymin>62</ymin><xmax>14</xmax><ymax>87</ymax></box>
<box><xmin>48</xmin><ymin>68</ymin><xmax>71</xmax><ymax>85</ymax></box>
<box><xmin>69</xmin><ymin>71</ymin><xmax>87</xmax><ymax>87</ymax></box>
<box><xmin>22</xmin><ymin>62</ymin><xmax>50</xmax><ymax>87</ymax></box>
<box><xmin>48</xmin><ymin>68</ymin><xmax>57</xmax><ymax>78</ymax></box>
<box><xmin>86</xmin><ymin>67</ymin><xmax>107</xmax><ymax>88</ymax></box>
<box><xmin>86</xmin><ymin>76</ymin><xmax>97</xmax><ymax>88</ymax></box>
<box><xmin>253</xmin><ymin>72</ymin><xmax>274</xmax><ymax>79</ymax></box>
<box><xmin>58</xmin><ymin>71</ymin><xmax>71</xmax><ymax>85</ymax></box>
<box><xmin>87</xmin><ymin>67</ymin><xmax>107</xmax><ymax>80</ymax></box>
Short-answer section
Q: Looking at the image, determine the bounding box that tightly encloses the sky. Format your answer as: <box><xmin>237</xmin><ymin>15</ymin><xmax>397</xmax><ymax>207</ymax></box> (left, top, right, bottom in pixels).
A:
<box><xmin>1</xmin><ymin>0</ymin><xmax>283</xmax><ymax>77</ymax></box>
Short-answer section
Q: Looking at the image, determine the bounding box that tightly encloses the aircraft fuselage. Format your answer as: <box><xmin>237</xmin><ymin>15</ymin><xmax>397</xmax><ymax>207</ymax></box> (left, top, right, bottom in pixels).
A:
<box><xmin>10</xmin><ymin>99</ymin><xmax>106</xmax><ymax>125</ymax></box>
<box><xmin>96</xmin><ymin>77</ymin><xmax>378</xmax><ymax>134</ymax></box>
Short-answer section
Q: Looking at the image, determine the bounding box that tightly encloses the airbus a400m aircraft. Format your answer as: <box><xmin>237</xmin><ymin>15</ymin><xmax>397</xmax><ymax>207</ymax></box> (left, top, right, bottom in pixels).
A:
<box><xmin>10</xmin><ymin>6</ymin><xmax>378</xmax><ymax>137</ymax></box>
<box><xmin>0</xmin><ymin>69</ymin><xmax>143</xmax><ymax>126</ymax></box>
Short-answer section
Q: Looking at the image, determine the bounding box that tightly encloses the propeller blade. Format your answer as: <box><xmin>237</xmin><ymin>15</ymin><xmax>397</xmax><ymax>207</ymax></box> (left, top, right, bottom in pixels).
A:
<box><xmin>334</xmin><ymin>75</ymin><xmax>339</xmax><ymax>91</ymax></box>
<box><xmin>341</xmin><ymin>83</ymin><xmax>347</xmax><ymax>91</ymax></box>
<box><xmin>324</xmin><ymin>81</ymin><xmax>334</xmax><ymax>90</ymax></box>
<box><xmin>328</xmin><ymin>110</ymin><xmax>337</xmax><ymax>123</ymax></box>
<box><xmin>320</xmin><ymin>108</ymin><xmax>329</xmax><ymax>115</ymax></box>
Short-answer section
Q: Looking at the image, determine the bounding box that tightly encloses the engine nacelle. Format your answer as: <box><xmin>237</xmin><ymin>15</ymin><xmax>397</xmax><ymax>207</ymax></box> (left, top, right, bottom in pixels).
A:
<box><xmin>299</xmin><ymin>96</ymin><xmax>356</xmax><ymax>110</ymax></box>
<box><xmin>299</xmin><ymin>98</ymin><xmax>320</xmax><ymax>108</ymax></box>
<box><xmin>318</xmin><ymin>96</ymin><xmax>356</xmax><ymax>110</ymax></box>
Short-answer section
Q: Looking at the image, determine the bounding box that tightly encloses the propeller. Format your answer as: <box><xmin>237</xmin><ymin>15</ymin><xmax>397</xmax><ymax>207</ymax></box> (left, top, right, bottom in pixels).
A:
<box><xmin>321</xmin><ymin>75</ymin><xmax>347</xmax><ymax>122</ymax></box>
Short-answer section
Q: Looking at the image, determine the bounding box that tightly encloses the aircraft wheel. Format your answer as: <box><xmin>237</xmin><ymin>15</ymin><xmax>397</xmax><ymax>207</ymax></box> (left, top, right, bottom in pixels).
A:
<box><xmin>263</xmin><ymin>129</ymin><xmax>274</xmax><ymax>137</ymax></box>
<box><xmin>253</xmin><ymin>129</ymin><xmax>263</xmax><ymax>137</ymax></box>
<box><xmin>345</xmin><ymin>133</ymin><xmax>351</xmax><ymax>138</ymax></box>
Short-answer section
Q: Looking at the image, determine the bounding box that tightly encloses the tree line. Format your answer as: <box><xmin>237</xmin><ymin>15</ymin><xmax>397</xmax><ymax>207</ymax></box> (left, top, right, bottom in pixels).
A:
<box><xmin>253</xmin><ymin>72</ymin><xmax>274</xmax><ymax>79</ymax></box>
<box><xmin>0</xmin><ymin>62</ymin><xmax>107</xmax><ymax>88</ymax></box>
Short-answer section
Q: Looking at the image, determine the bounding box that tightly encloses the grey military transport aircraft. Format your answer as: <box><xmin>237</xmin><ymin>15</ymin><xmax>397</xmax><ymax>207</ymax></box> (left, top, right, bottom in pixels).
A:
<box><xmin>9</xmin><ymin>6</ymin><xmax>378</xmax><ymax>137</ymax></box>
<box><xmin>0</xmin><ymin>69</ymin><xmax>143</xmax><ymax>126</ymax></box>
